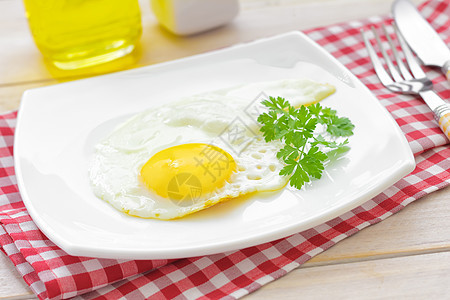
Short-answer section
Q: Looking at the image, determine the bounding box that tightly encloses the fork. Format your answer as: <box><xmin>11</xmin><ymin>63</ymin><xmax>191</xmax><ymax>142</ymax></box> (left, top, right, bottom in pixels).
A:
<box><xmin>361</xmin><ymin>24</ymin><xmax>450</xmax><ymax>140</ymax></box>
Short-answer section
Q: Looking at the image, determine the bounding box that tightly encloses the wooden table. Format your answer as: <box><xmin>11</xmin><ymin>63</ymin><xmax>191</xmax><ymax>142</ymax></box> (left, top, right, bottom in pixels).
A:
<box><xmin>2</xmin><ymin>0</ymin><xmax>449</xmax><ymax>298</ymax></box>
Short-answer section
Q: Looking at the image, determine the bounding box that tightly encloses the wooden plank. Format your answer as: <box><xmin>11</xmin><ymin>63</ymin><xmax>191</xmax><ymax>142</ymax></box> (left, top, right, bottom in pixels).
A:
<box><xmin>246</xmin><ymin>251</ymin><xmax>450</xmax><ymax>299</ymax></box>
<box><xmin>0</xmin><ymin>186</ymin><xmax>448</xmax><ymax>299</ymax></box>
<box><xmin>0</xmin><ymin>52</ymin><xmax>449</xmax><ymax>300</ymax></box>
<box><xmin>0</xmin><ymin>0</ymin><xmax>446</xmax><ymax>298</ymax></box>
<box><xmin>0</xmin><ymin>81</ymin><xmax>57</xmax><ymax>112</ymax></box>
<box><xmin>307</xmin><ymin>186</ymin><xmax>450</xmax><ymax>266</ymax></box>
<box><xmin>0</xmin><ymin>0</ymin><xmax>424</xmax><ymax>86</ymax></box>
<box><xmin>1</xmin><ymin>83</ymin><xmax>450</xmax><ymax>270</ymax></box>
<box><xmin>0</xmin><ymin>253</ymin><xmax>34</xmax><ymax>299</ymax></box>
<box><xmin>4</xmin><ymin>250</ymin><xmax>450</xmax><ymax>299</ymax></box>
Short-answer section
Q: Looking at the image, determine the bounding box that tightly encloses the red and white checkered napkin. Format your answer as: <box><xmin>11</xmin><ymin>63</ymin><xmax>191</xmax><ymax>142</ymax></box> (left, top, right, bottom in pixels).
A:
<box><xmin>1</xmin><ymin>0</ymin><xmax>449</xmax><ymax>298</ymax></box>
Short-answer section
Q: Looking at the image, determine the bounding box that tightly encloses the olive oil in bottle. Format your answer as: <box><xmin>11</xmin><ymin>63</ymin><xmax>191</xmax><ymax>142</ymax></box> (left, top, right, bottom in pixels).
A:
<box><xmin>23</xmin><ymin>0</ymin><xmax>142</xmax><ymax>70</ymax></box>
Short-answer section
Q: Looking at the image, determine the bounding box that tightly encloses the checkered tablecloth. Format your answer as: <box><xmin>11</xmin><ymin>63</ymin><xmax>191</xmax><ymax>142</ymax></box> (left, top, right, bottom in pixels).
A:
<box><xmin>1</xmin><ymin>0</ymin><xmax>449</xmax><ymax>299</ymax></box>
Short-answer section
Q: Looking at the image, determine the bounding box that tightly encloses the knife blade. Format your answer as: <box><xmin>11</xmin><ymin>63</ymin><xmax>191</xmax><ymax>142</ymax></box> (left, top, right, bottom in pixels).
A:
<box><xmin>392</xmin><ymin>0</ymin><xmax>450</xmax><ymax>80</ymax></box>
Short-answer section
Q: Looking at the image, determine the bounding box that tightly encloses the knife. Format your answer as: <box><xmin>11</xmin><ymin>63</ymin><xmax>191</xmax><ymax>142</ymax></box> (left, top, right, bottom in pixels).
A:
<box><xmin>392</xmin><ymin>0</ymin><xmax>450</xmax><ymax>80</ymax></box>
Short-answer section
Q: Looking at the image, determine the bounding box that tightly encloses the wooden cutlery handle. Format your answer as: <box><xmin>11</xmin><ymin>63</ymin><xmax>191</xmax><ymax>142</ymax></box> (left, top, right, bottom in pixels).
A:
<box><xmin>444</xmin><ymin>61</ymin><xmax>450</xmax><ymax>82</ymax></box>
<box><xmin>436</xmin><ymin>105</ymin><xmax>450</xmax><ymax>140</ymax></box>
<box><xmin>420</xmin><ymin>92</ymin><xmax>450</xmax><ymax>140</ymax></box>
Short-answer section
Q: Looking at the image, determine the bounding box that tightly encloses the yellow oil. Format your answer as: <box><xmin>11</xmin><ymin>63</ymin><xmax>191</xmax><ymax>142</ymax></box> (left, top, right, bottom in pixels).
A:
<box><xmin>23</xmin><ymin>0</ymin><xmax>142</xmax><ymax>70</ymax></box>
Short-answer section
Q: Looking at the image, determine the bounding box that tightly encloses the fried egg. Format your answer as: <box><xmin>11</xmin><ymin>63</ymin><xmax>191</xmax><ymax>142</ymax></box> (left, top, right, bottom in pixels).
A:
<box><xmin>89</xmin><ymin>79</ymin><xmax>335</xmax><ymax>219</ymax></box>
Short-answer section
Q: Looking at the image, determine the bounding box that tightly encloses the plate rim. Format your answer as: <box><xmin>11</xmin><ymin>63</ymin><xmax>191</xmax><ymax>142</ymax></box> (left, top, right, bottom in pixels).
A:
<box><xmin>14</xmin><ymin>31</ymin><xmax>416</xmax><ymax>259</ymax></box>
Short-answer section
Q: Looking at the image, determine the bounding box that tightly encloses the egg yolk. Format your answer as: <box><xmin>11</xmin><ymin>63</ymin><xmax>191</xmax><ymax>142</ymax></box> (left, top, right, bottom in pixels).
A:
<box><xmin>140</xmin><ymin>143</ymin><xmax>236</xmax><ymax>202</ymax></box>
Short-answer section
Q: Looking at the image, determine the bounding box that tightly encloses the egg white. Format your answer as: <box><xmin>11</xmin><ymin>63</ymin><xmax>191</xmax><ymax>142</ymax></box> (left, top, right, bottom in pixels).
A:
<box><xmin>89</xmin><ymin>79</ymin><xmax>335</xmax><ymax>219</ymax></box>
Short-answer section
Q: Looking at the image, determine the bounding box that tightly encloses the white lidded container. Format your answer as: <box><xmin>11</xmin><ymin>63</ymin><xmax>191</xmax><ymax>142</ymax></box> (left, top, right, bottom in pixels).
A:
<box><xmin>151</xmin><ymin>0</ymin><xmax>239</xmax><ymax>35</ymax></box>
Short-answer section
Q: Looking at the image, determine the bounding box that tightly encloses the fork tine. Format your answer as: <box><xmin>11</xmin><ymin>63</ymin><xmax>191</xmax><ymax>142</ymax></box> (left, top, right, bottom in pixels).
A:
<box><xmin>361</xmin><ymin>29</ymin><xmax>394</xmax><ymax>87</ymax></box>
<box><xmin>371</xmin><ymin>26</ymin><xmax>404</xmax><ymax>82</ymax></box>
<box><xmin>394</xmin><ymin>24</ymin><xmax>426</xmax><ymax>79</ymax></box>
<box><xmin>382</xmin><ymin>25</ymin><xmax>413</xmax><ymax>81</ymax></box>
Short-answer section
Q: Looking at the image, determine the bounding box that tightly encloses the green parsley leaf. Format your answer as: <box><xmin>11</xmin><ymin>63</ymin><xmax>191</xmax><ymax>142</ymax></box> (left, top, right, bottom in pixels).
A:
<box><xmin>258</xmin><ymin>96</ymin><xmax>354</xmax><ymax>189</ymax></box>
<box><xmin>327</xmin><ymin>116</ymin><xmax>355</xmax><ymax>136</ymax></box>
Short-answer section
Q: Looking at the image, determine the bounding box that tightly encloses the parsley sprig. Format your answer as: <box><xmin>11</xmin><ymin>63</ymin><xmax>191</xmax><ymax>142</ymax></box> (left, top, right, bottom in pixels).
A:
<box><xmin>257</xmin><ymin>96</ymin><xmax>355</xmax><ymax>189</ymax></box>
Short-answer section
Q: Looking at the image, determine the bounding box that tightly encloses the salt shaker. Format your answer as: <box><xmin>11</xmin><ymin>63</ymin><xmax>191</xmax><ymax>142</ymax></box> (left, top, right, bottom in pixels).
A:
<box><xmin>151</xmin><ymin>0</ymin><xmax>239</xmax><ymax>35</ymax></box>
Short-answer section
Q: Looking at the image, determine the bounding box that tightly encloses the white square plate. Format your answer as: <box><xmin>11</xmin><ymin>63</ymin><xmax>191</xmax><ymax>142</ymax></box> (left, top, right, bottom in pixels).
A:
<box><xmin>15</xmin><ymin>32</ymin><xmax>415</xmax><ymax>259</ymax></box>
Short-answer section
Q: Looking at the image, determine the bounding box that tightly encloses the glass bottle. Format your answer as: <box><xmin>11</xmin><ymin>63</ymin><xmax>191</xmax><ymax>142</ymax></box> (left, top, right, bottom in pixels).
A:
<box><xmin>23</xmin><ymin>0</ymin><xmax>142</xmax><ymax>70</ymax></box>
